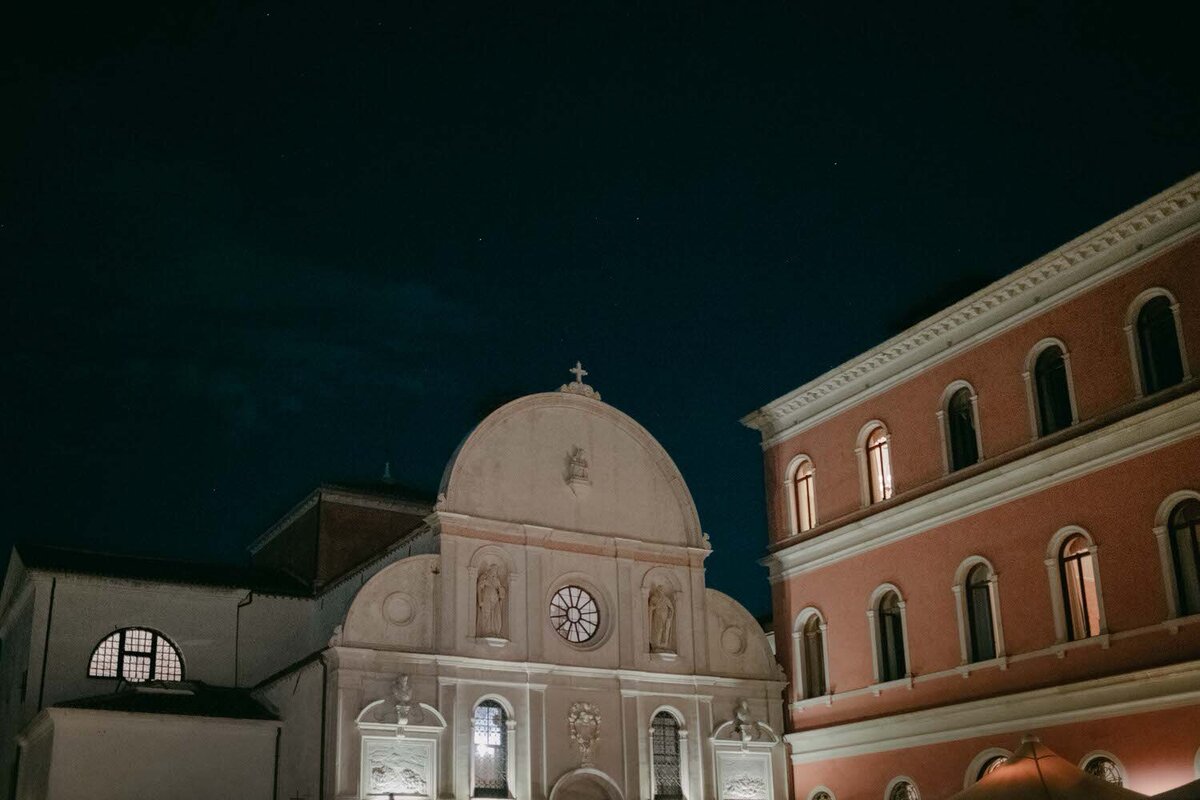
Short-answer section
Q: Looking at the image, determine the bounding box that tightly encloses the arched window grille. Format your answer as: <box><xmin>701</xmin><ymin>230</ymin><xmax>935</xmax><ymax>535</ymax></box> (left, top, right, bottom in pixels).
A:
<box><xmin>965</xmin><ymin>564</ymin><xmax>996</xmax><ymax>662</ymax></box>
<box><xmin>1034</xmin><ymin>345</ymin><xmax>1074</xmax><ymax>436</ymax></box>
<box><xmin>946</xmin><ymin>387</ymin><xmax>980</xmax><ymax>471</ymax></box>
<box><xmin>888</xmin><ymin>780</ymin><xmax>919</xmax><ymax>800</ymax></box>
<box><xmin>876</xmin><ymin>591</ymin><xmax>906</xmax><ymax>682</ymax></box>
<box><xmin>811</xmin><ymin>792</ymin><xmax>833</xmax><ymax>800</ymax></box>
<box><xmin>1136</xmin><ymin>295</ymin><xmax>1185</xmax><ymax>395</ymax></box>
<box><xmin>1169</xmin><ymin>499</ymin><xmax>1200</xmax><ymax>616</ymax></box>
<box><xmin>650</xmin><ymin>712</ymin><xmax>683</xmax><ymax>800</ymax></box>
<box><xmin>87</xmin><ymin>628</ymin><xmax>183</xmax><ymax>682</ymax></box>
<box><xmin>472</xmin><ymin>701</ymin><xmax>509</xmax><ymax>798</ymax></box>
<box><xmin>793</xmin><ymin>459</ymin><xmax>817</xmax><ymax>533</ymax></box>
<box><xmin>1084</xmin><ymin>756</ymin><xmax>1124</xmax><ymax>786</ymax></box>
<box><xmin>1060</xmin><ymin>535</ymin><xmax>1101</xmax><ymax>640</ymax></box>
<box><xmin>800</xmin><ymin>614</ymin><xmax>827</xmax><ymax>698</ymax></box>
<box><xmin>866</xmin><ymin>426</ymin><xmax>894</xmax><ymax>503</ymax></box>
<box><xmin>978</xmin><ymin>756</ymin><xmax>1007</xmax><ymax>781</ymax></box>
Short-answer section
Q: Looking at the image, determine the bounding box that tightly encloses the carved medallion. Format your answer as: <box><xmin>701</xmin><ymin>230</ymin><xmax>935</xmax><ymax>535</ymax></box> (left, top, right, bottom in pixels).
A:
<box><xmin>567</xmin><ymin>701</ymin><xmax>602</xmax><ymax>766</ymax></box>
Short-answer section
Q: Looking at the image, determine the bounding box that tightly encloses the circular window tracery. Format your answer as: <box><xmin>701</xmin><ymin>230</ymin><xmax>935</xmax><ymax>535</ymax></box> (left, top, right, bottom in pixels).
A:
<box><xmin>549</xmin><ymin>585</ymin><xmax>599</xmax><ymax>643</ymax></box>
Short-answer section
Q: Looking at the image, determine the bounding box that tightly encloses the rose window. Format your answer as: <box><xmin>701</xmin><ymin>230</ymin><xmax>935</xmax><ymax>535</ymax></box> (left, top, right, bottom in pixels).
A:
<box><xmin>549</xmin><ymin>585</ymin><xmax>599</xmax><ymax>643</ymax></box>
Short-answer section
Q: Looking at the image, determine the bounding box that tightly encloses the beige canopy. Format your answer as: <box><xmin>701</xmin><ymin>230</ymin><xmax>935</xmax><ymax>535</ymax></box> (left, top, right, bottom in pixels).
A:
<box><xmin>949</xmin><ymin>736</ymin><xmax>1149</xmax><ymax>800</ymax></box>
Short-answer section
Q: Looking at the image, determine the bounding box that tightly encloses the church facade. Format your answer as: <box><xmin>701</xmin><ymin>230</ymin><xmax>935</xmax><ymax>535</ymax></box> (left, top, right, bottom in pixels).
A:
<box><xmin>743</xmin><ymin>172</ymin><xmax>1200</xmax><ymax>800</ymax></box>
<box><xmin>0</xmin><ymin>375</ymin><xmax>787</xmax><ymax>800</ymax></box>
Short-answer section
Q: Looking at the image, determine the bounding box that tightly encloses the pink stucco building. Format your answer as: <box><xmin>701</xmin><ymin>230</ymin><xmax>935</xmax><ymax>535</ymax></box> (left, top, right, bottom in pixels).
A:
<box><xmin>742</xmin><ymin>173</ymin><xmax>1200</xmax><ymax>800</ymax></box>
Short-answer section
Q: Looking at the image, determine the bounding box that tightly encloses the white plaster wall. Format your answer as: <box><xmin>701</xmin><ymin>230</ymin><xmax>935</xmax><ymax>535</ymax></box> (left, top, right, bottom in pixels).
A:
<box><xmin>0</xmin><ymin>581</ymin><xmax>35</xmax><ymax>796</ymax></box>
<box><xmin>38</xmin><ymin>577</ymin><xmax>243</xmax><ymax>706</ymax></box>
<box><xmin>32</xmin><ymin>710</ymin><xmax>278</xmax><ymax>800</ymax></box>
<box><xmin>257</xmin><ymin>659</ymin><xmax>324</xmax><ymax>800</ymax></box>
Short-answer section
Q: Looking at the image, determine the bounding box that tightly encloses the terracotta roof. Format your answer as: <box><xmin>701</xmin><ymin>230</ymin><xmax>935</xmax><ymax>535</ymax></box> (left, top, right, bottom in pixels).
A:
<box><xmin>16</xmin><ymin>542</ymin><xmax>310</xmax><ymax>596</ymax></box>
<box><xmin>55</xmin><ymin>681</ymin><xmax>277</xmax><ymax>721</ymax></box>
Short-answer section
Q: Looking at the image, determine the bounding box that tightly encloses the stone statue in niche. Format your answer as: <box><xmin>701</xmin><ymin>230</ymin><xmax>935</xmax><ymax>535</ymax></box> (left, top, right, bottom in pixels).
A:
<box><xmin>648</xmin><ymin>585</ymin><xmax>676</xmax><ymax>652</ymax></box>
<box><xmin>393</xmin><ymin>674</ymin><xmax>413</xmax><ymax>731</ymax></box>
<box><xmin>476</xmin><ymin>564</ymin><xmax>507</xmax><ymax>638</ymax></box>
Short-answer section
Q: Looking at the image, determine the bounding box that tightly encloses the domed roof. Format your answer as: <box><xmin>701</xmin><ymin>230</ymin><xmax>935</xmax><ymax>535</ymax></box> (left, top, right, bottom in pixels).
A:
<box><xmin>438</xmin><ymin>370</ymin><xmax>704</xmax><ymax>549</ymax></box>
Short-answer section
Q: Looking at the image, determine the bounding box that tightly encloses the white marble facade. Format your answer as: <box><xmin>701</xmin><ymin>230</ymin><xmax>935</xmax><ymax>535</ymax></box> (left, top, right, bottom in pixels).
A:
<box><xmin>328</xmin><ymin>376</ymin><xmax>787</xmax><ymax>800</ymax></box>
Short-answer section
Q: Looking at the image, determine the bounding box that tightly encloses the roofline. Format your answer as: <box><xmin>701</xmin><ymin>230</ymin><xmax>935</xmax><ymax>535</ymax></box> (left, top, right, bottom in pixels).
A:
<box><xmin>741</xmin><ymin>171</ymin><xmax>1200</xmax><ymax>448</ymax></box>
<box><xmin>247</xmin><ymin>485</ymin><xmax>432</xmax><ymax>555</ymax></box>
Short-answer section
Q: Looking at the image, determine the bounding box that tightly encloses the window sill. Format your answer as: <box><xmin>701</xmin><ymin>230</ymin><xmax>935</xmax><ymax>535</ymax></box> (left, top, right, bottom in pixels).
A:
<box><xmin>955</xmin><ymin>656</ymin><xmax>1008</xmax><ymax>677</ymax></box>
<box><xmin>1164</xmin><ymin>613</ymin><xmax>1200</xmax><ymax>635</ymax></box>
<box><xmin>1051</xmin><ymin>633</ymin><xmax>1109</xmax><ymax>658</ymax></box>
<box><xmin>789</xmin><ymin>694</ymin><xmax>833</xmax><ymax>712</ymax></box>
<box><xmin>869</xmin><ymin>675</ymin><xmax>913</xmax><ymax>696</ymax></box>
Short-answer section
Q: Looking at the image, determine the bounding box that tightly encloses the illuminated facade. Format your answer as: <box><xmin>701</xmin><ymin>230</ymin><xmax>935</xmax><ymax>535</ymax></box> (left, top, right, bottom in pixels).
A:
<box><xmin>743</xmin><ymin>173</ymin><xmax>1200</xmax><ymax>799</ymax></box>
<box><xmin>0</xmin><ymin>378</ymin><xmax>786</xmax><ymax>800</ymax></box>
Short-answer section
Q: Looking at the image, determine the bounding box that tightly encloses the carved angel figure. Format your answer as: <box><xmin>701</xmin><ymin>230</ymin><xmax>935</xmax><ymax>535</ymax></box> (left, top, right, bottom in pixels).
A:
<box><xmin>648</xmin><ymin>586</ymin><xmax>675</xmax><ymax>651</ymax></box>
<box><xmin>476</xmin><ymin>565</ymin><xmax>506</xmax><ymax>638</ymax></box>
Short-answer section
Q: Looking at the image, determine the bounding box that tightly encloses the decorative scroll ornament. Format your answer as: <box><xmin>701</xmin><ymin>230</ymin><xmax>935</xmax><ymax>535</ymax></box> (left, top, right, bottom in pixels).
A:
<box><xmin>568</xmin><ymin>702</ymin><xmax>602</xmax><ymax>766</ymax></box>
<box><xmin>559</xmin><ymin>361</ymin><xmax>601</xmax><ymax>401</ymax></box>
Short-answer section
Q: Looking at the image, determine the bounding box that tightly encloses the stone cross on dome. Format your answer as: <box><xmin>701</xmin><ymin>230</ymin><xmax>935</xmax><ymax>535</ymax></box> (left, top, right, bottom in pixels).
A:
<box><xmin>559</xmin><ymin>360</ymin><xmax>602</xmax><ymax>401</ymax></box>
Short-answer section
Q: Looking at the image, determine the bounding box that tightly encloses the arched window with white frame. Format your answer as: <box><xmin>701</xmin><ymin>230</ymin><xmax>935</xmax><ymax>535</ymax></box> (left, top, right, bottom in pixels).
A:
<box><xmin>884</xmin><ymin>776</ymin><xmax>919</xmax><ymax>800</ymax></box>
<box><xmin>1126</xmin><ymin>288</ymin><xmax>1189</xmax><ymax>397</ymax></box>
<box><xmin>1024</xmin><ymin>339</ymin><xmax>1077</xmax><ymax>438</ymax></box>
<box><xmin>964</xmin><ymin>748</ymin><xmax>1012</xmax><ymax>788</ymax></box>
<box><xmin>1080</xmin><ymin>752</ymin><xmax>1126</xmax><ymax>786</ymax></box>
<box><xmin>1155</xmin><ymin>492</ymin><xmax>1200</xmax><ymax>618</ymax></box>
<box><xmin>786</xmin><ymin>455</ymin><xmax>817</xmax><ymax>535</ymax></box>
<box><xmin>939</xmin><ymin>382</ymin><xmax>982</xmax><ymax>473</ymax></box>
<box><xmin>87</xmin><ymin>627</ymin><xmax>183</xmax><ymax>682</ymax></box>
<box><xmin>857</xmin><ymin>422</ymin><xmax>894</xmax><ymax>506</ymax></box>
<box><xmin>952</xmin><ymin>557</ymin><xmax>1004</xmax><ymax>665</ymax></box>
<box><xmin>472</xmin><ymin>698</ymin><xmax>514</xmax><ymax>798</ymax></box>
<box><xmin>1045</xmin><ymin>527</ymin><xmax>1107</xmax><ymax>644</ymax></box>
<box><xmin>792</xmin><ymin>607</ymin><xmax>829</xmax><ymax>701</ymax></box>
<box><xmin>649</xmin><ymin>708</ymin><xmax>687</xmax><ymax>800</ymax></box>
<box><xmin>867</xmin><ymin>585</ymin><xmax>909</xmax><ymax>684</ymax></box>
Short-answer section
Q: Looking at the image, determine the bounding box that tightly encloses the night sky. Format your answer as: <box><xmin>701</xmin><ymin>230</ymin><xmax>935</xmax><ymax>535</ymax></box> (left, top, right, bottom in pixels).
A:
<box><xmin>2</xmin><ymin>2</ymin><xmax>1197</xmax><ymax>617</ymax></box>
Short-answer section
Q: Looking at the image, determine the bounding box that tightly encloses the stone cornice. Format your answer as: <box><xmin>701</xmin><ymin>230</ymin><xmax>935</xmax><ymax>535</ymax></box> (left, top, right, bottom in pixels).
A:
<box><xmin>784</xmin><ymin>659</ymin><xmax>1200</xmax><ymax>763</ymax></box>
<box><xmin>765</xmin><ymin>390</ymin><xmax>1200</xmax><ymax>581</ymax></box>
<box><xmin>742</xmin><ymin>172</ymin><xmax>1200</xmax><ymax>448</ymax></box>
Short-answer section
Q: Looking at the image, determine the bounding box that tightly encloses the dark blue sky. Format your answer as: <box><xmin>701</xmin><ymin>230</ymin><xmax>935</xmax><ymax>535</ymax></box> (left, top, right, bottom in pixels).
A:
<box><xmin>2</xmin><ymin>1</ymin><xmax>1197</xmax><ymax>616</ymax></box>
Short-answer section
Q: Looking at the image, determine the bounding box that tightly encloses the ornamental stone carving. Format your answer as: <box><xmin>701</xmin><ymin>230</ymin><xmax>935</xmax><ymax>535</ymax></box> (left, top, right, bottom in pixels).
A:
<box><xmin>476</xmin><ymin>564</ymin><xmax>507</xmax><ymax>638</ymax></box>
<box><xmin>568</xmin><ymin>701</ymin><xmax>602</xmax><ymax>766</ymax></box>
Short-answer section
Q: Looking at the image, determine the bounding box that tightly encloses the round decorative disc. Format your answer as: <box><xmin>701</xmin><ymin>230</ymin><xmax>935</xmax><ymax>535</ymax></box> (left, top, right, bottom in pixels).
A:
<box><xmin>549</xmin><ymin>585</ymin><xmax>599</xmax><ymax>643</ymax></box>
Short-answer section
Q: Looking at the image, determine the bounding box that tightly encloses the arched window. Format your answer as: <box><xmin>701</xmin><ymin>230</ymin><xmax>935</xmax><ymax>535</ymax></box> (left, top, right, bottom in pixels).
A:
<box><xmin>809</xmin><ymin>791</ymin><xmax>834</xmax><ymax>800</ymax></box>
<box><xmin>795</xmin><ymin>612</ymin><xmax>827</xmax><ymax>699</ymax></box>
<box><xmin>945</xmin><ymin>386</ymin><xmax>980</xmax><ymax>472</ymax></box>
<box><xmin>1033</xmin><ymin>344</ymin><xmax>1074</xmax><ymax>436</ymax></box>
<box><xmin>87</xmin><ymin>628</ymin><xmax>182</xmax><ymax>682</ymax></box>
<box><xmin>650</xmin><ymin>711</ymin><xmax>683</xmax><ymax>800</ymax></box>
<box><xmin>864</xmin><ymin>425</ymin><xmax>894</xmax><ymax>504</ymax></box>
<box><xmin>791</xmin><ymin>458</ymin><xmax>817</xmax><ymax>534</ymax></box>
<box><xmin>1169</xmin><ymin>499</ymin><xmax>1200</xmax><ymax>616</ymax></box>
<box><xmin>1082</xmin><ymin>755</ymin><xmax>1125</xmax><ymax>786</ymax></box>
<box><xmin>472</xmin><ymin>700</ymin><xmax>509</xmax><ymax>798</ymax></box>
<box><xmin>978</xmin><ymin>757</ymin><xmax>1006</xmax><ymax>780</ymax></box>
<box><xmin>1060</xmin><ymin>534</ymin><xmax>1101</xmax><ymax>640</ymax></box>
<box><xmin>886</xmin><ymin>778</ymin><xmax>919</xmax><ymax>800</ymax></box>
<box><xmin>1135</xmin><ymin>294</ymin><xmax>1186</xmax><ymax>395</ymax></box>
<box><xmin>964</xmin><ymin>564</ymin><xmax>997</xmax><ymax>662</ymax></box>
<box><xmin>871</xmin><ymin>589</ymin><xmax>907</xmax><ymax>683</ymax></box>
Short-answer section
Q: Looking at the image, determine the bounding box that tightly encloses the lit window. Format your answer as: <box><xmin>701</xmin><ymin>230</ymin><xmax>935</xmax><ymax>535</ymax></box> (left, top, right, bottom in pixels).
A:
<box><xmin>472</xmin><ymin>701</ymin><xmax>509</xmax><ymax>798</ymax></box>
<box><xmin>866</xmin><ymin>427</ymin><xmax>894</xmax><ymax>503</ymax></box>
<box><xmin>1169</xmin><ymin>499</ymin><xmax>1200</xmax><ymax>616</ymax></box>
<box><xmin>87</xmin><ymin>628</ymin><xmax>183</xmax><ymax>682</ymax></box>
<box><xmin>1033</xmin><ymin>345</ymin><xmax>1073</xmax><ymax>436</ymax></box>
<box><xmin>1060</xmin><ymin>535</ymin><xmax>1101</xmax><ymax>640</ymax></box>
<box><xmin>650</xmin><ymin>712</ymin><xmax>683</xmax><ymax>800</ymax></box>
<box><xmin>1136</xmin><ymin>295</ymin><xmax>1185</xmax><ymax>395</ymax></box>
<box><xmin>793</xmin><ymin>459</ymin><xmax>817</xmax><ymax>533</ymax></box>
<box><xmin>888</xmin><ymin>780</ymin><xmax>918</xmax><ymax>800</ymax></box>
<box><xmin>876</xmin><ymin>591</ymin><xmax>906</xmax><ymax>682</ymax></box>
<box><xmin>946</xmin><ymin>387</ymin><xmax>980</xmax><ymax>471</ymax></box>
<box><xmin>799</xmin><ymin>614</ymin><xmax>827</xmax><ymax>699</ymax></box>
<box><xmin>965</xmin><ymin>564</ymin><xmax>996</xmax><ymax>662</ymax></box>
<box><xmin>1084</xmin><ymin>756</ymin><xmax>1123</xmax><ymax>786</ymax></box>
